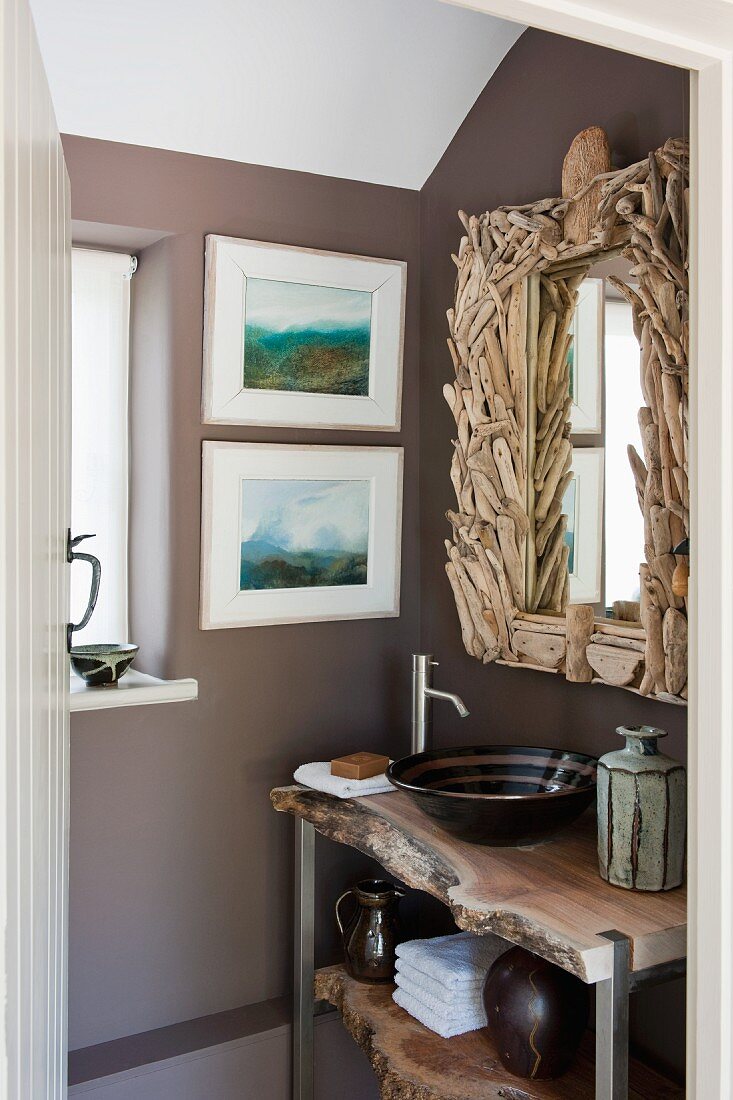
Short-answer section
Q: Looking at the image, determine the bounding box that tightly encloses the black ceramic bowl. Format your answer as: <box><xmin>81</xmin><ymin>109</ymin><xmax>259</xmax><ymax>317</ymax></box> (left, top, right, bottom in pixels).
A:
<box><xmin>387</xmin><ymin>746</ymin><xmax>597</xmax><ymax>846</ymax></box>
<box><xmin>70</xmin><ymin>643</ymin><xmax>138</xmax><ymax>686</ymax></box>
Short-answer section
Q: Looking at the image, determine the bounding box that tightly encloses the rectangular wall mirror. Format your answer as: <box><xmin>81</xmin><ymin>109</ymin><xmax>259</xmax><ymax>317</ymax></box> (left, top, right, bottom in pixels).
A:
<box><xmin>444</xmin><ymin>131</ymin><xmax>689</xmax><ymax>703</ymax></box>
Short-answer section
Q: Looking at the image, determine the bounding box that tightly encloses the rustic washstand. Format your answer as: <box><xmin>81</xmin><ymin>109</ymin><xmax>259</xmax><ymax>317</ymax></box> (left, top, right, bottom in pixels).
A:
<box><xmin>271</xmin><ymin>785</ymin><xmax>685</xmax><ymax>1100</ymax></box>
<box><xmin>271</xmin><ymin>127</ymin><xmax>689</xmax><ymax>1100</ymax></box>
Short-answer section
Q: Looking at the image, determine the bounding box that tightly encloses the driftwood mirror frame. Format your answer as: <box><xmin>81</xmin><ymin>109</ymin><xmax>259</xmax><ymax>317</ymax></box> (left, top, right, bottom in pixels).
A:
<box><xmin>444</xmin><ymin>128</ymin><xmax>689</xmax><ymax>705</ymax></box>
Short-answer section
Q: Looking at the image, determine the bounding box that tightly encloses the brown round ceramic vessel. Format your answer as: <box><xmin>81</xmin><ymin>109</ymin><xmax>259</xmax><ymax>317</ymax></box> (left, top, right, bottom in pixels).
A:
<box><xmin>483</xmin><ymin>946</ymin><xmax>589</xmax><ymax>1080</ymax></box>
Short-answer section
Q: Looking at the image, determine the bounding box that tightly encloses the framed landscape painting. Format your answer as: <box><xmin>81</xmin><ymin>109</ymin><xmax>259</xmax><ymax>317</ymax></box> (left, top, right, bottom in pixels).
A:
<box><xmin>202</xmin><ymin>236</ymin><xmax>406</xmax><ymax>429</ymax></box>
<box><xmin>200</xmin><ymin>442</ymin><xmax>403</xmax><ymax>628</ymax></box>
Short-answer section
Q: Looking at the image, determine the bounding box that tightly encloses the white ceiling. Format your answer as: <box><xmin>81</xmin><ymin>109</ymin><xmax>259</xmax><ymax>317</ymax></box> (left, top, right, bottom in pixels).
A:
<box><xmin>30</xmin><ymin>0</ymin><xmax>523</xmax><ymax>190</ymax></box>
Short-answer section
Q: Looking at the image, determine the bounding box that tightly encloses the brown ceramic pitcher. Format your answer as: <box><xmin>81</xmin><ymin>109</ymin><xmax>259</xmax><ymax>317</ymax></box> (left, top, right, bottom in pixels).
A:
<box><xmin>335</xmin><ymin>879</ymin><xmax>405</xmax><ymax>984</ymax></box>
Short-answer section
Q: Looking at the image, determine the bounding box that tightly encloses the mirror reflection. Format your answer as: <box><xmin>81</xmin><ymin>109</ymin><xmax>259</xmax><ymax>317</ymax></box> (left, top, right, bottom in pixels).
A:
<box><xmin>528</xmin><ymin>255</ymin><xmax>646</xmax><ymax>621</ymax></box>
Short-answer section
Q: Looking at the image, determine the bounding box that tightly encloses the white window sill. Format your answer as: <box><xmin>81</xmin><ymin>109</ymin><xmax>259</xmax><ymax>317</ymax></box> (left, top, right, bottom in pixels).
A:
<box><xmin>70</xmin><ymin>669</ymin><xmax>198</xmax><ymax>712</ymax></box>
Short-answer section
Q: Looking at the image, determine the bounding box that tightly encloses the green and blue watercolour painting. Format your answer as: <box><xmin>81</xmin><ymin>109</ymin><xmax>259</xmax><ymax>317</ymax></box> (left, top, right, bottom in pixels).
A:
<box><xmin>562</xmin><ymin>476</ymin><xmax>577</xmax><ymax>574</ymax></box>
<box><xmin>240</xmin><ymin>479</ymin><xmax>370</xmax><ymax>591</ymax></box>
<box><xmin>243</xmin><ymin>277</ymin><xmax>372</xmax><ymax>396</ymax></box>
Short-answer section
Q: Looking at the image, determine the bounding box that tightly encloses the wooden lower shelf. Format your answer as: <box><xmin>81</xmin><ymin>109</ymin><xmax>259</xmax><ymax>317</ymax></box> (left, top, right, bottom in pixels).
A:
<box><xmin>315</xmin><ymin>965</ymin><xmax>683</xmax><ymax>1100</ymax></box>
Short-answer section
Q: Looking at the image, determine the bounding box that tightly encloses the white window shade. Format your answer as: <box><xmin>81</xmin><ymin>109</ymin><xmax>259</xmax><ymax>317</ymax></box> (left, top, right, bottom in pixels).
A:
<box><xmin>70</xmin><ymin>248</ymin><xmax>131</xmax><ymax>645</ymax></box>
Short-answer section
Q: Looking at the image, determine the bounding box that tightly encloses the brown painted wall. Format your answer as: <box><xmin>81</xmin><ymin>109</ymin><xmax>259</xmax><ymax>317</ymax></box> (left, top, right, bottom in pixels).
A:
<box><xmin>66</xmin><ymin>26</ymin><xmax>690</xmax><ymax>1082</ymax></box>
<box><xmin>419</xmin><ymin>28</ymin><xmax>688</xmax><ymax>1079</ymax></box>
<box><xmin>65</xmin><ymin>136</ymin><xmax>420</xmax><ymax>1049</ymax></box>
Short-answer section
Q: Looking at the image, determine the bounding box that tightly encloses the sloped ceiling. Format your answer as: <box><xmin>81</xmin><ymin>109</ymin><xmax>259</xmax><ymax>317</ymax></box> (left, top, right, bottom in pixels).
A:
<box><xmin>30</xmin><ymin>0</ymin><xmax>523</xmax><ymax>190</ymax></box>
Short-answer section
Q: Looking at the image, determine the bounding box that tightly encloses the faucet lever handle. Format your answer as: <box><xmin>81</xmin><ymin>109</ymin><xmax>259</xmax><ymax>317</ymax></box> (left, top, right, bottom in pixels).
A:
<box><xmin>431</xmin><ymin>660</ymin><xmax>439</xmax><ymax>667</ymax></box>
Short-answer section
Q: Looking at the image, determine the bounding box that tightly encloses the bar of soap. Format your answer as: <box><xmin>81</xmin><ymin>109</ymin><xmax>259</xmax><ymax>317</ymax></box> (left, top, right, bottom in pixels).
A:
<box><xmin>331</xmin><ymin>752</ymin><xmax>389</xmax><ymax>781</ymax></box>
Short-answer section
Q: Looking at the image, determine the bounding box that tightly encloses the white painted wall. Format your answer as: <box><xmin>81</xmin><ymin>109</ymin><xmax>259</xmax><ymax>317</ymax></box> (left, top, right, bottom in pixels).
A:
<box><xmin>28</xmin><ymin>0</ymin><xmax>523</xmax><ymax>189</ymax></box>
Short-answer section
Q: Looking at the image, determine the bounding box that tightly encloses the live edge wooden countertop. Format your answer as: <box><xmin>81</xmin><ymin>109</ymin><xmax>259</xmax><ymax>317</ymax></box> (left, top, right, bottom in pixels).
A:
<box><xmin>271</xmin><ymin>786</ymin><xmax>686</xmax><ymax>984</ymax></box>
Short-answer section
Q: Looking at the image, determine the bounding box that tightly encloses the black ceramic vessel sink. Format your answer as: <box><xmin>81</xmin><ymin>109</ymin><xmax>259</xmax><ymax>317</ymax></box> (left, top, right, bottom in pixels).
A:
<box><xmin>387</xmin><ymin>746</ymin><xmax>597</xmax><ymax>846</ymax></box>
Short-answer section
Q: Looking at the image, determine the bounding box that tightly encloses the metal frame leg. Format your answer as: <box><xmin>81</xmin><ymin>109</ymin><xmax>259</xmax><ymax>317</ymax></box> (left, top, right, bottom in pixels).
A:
<box><xmin>596</xmin><ymin>931</ymin><xmax>630</xmax><ymax>1100</ymax></box>
<box><xmin>293</xmin><ymin>819</ymin><xmax>315</xmax><ymax>1100</ymax></box>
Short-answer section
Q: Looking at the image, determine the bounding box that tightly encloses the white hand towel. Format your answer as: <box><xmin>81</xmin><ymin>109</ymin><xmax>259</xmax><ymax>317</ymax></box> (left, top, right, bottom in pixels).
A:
<box><xmin>395</xmin><ymin>931</ymin><xmax>504</xmax><ymax>988</ymax></box>
<box><xmin>395</xmin><ymin>959</ymin><xmax>485</xmax><ymax>999</ymax></box>
<box><xmin>293</xmin><ymin>761</ymin><xmax>395</xmax><ymax>799</ymax></box>
<box><xmin>395</xmin><ymin>966</ymin><xmax>487</xmax><ymax>1019</ymax></box>
<box><xmin>392</xmin><ymin>986</ymin><xmax>486</xmax><ymax>1039</ymax></box>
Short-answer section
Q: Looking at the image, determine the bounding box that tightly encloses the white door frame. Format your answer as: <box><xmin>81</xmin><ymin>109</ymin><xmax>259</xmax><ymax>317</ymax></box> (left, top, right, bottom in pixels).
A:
<box><xmin>442</xmin><ymin>1</ymin><xmax>733</xmax><ymax>1095</ymax></box>
<box><xmin>1</xmin><ymin>0</ymin><xmax>71</xmax><ymax>1095</ymax></box>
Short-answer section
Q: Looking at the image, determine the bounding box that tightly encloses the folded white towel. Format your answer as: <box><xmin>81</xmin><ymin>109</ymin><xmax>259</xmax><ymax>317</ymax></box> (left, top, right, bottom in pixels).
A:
<box><xmin>395</xmin><ymin>959</ymin><xmax>484</xmax><ymax>998</ymax></box>
<box><xmin>396</xmin><ymin>931</ymin><xmax>503</xmax><ymax>988</ymax></box>
<box><xmin>395</xmin><ymin>966</ymin><xmax>486</xmax><ymax>1018</ymax></box>
<box><xmin>293</xmin><ymin>761</ymin><xmax>395</xmax><ymax>799</ymax></box>
<box><xmin>392</xmin><ymin>986</ymin><xmax>486</xmax><ymax>1039</ymax></box>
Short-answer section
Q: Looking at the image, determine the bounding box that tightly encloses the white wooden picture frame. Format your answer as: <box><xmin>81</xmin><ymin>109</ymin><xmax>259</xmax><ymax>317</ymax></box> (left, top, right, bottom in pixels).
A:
<box><xmin>202</xmin><ymin>235</ymin><xmax>406</xmax><ymax>430</ymax></box>
<box><xmin>562</xmin><ymin>447</ymin><xmax>605</xmax><ymax>604</ymax></box>
<box><xmin>568</xmin><ymin>277</ymin><xmax>602</xmax><ymax>435</ymax></box>
<box><xmin>200</xmin><ymin>442</ymin><xmax>403</xmax><ymax>629</ymax></box>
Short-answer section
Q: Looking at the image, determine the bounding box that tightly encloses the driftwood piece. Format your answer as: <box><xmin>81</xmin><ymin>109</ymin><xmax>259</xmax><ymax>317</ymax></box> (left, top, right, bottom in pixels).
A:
<box><xmin>535</xmin><ymin>498</ymin><xmax>563</xmax><ymax>557</ymax></box>
<box><xmin>594</xmin><ymin>620</ymin><xmax>647</xmax><ymax>641</ymax></box>
<box><xmin>450</xmin><ymin>547</ymin><xmax>500</xmax><ymax>659</ymax></box>
<box><xmin>586</xmin><ymin>643</ymin><xmax>644</xmax><ymax>687</ymax></box>
<box><xmin>536</xmin><ymin>441</ymin><xmax>571</xmax><ymax>523</ymax></box>
<box><xmin>590</xmin><ymin>633</ymin><xmax>646</xmax><ymax>653</ymax></box>
<box><xmin>650</xmin><ymin>505</ymin><xmax>673</xmax><ymax>556</ymax></box>
<box><xmin>496</xmin><ymin>515</ymin><xmax>524</xmax><ymax>609</ymax></box>
<box><xmin>498</xmin><ymin>658</ymin><xmax>560</xmax><ymax>674</ymax></box>
<box><xmin>536</xmin><ymin>310</ymin><xmax>557</xmax><ymax>413</ymax></box>
<box><xmin>672</xmin><ymin>559</ymin><xmax>689</xmax><ymax>599</ymax></box>
<box><xmin>513</xmin><ymin>628</ymin><xmax>566</xmax><ymax>668</ymax></box>
<box><xmin>484</xmin><ymin>328</ymin><xmax>514</xmax><ymax>410</ymax></box>
<box><xmin>653</xmin><ymin>553</ymin><xmax>684</xmax><ymax>610</ymax></box>
<box><xmin>628</xmin><ymin>445</ymin><xmax>648</xmax><ymax>512</ymax></box>
<box><xmin>642</xmin><ymin>578</ymin><xmax>667</xmax><ymax>694</ymax></box>
<box><xmin>612</xmin><ymin>600</ymin><xmax>641</xmax><ymax>623</ymax></box>
<box><xmin>663</xmin><ymin>607</ymin><xmax>688</xmax><ymax>695</ymax></box>
<box><xmin>506</xmin><ymin>281</ymin><xmax>527</xmax><ymax>438</ymax></box>
<box><xmin>513</xmin><ymin>611</ymin><xmax>567</xmax><ymax>634</ymax></box>
<box><xmin>533</xmin><ymin>517</ymin><xmax>567</xmax><ymax>612</ymax></box>
<box><xmin>565</xmin><ymin>605</ymin><xmax>595</xmax><ymax>682</ymax></box>
<box><xmin>445</xmin><ymin>561</ymin><xmax>481</xmax><ymax>659</ymax></box>
<box><xmin>473</xmin><ymin>549</ymin><xmax>513</xmax><ymax>659</ymax></box>
<box><xmin>492</xmin><ymin>437</ymin><xmax>522</xmax><ymax>507</ymax></box>
<box><xmin>562</xmin><ymin>126</ymin><xmax>612</xmax><ymax>245</ymax></box>
<box><xmin>548</xmin><ymin>544</ymin><xmax>570</xmax><ymax>612</ymax></box>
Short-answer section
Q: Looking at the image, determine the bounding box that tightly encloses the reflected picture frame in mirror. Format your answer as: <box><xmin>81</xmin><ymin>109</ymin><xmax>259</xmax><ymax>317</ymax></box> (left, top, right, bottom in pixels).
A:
<box><xmin>562</xmin><ymin>447</ymin><xmax>604</xmax><ymax>606</ymax></box>
<box><xmin>443</xmin><ymin>127</ymin><xmax>688</xmax><ymax>704</ymax></box>
<box><xmin>567</xmin><ymin>277</ymin><xmax>602</xmax><ymax>435</ymax></box>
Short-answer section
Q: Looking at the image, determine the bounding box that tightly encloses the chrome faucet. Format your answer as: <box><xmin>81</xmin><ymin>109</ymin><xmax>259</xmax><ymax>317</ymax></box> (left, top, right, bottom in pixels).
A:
<box><xmin>411</xmin><ymin>653</ymin><xmax>469</xmax><ymax>754</ymax></box>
